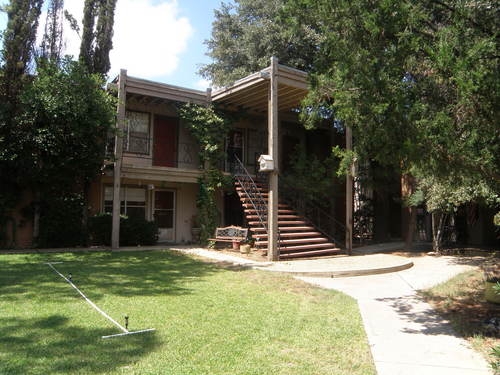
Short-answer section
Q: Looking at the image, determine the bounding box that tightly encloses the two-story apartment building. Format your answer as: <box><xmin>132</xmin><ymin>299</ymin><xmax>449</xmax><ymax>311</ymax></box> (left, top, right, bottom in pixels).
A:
<box><xmin>89</xmin><ymin>58</ymin><xmax>350</xmax><ymax>260</ymax></box>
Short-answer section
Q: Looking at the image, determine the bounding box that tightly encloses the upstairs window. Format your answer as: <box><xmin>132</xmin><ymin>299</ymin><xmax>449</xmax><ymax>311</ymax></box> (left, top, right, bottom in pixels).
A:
<box><xmin>124</xmin><ymin>111</ymin><xmax>150</xmax><ymax>154</ymax></box>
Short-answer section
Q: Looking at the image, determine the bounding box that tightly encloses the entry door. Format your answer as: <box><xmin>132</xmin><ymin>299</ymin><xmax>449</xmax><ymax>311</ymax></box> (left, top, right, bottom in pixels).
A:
<box><xmin>153</xmin><ymin>116</ymin><xmax>177</xmax><ymax>167</ymax></box>
<box><xmin>154</xmin><ymin>190</ymin><xmax>175</xmax><ymax>242</ymax></box>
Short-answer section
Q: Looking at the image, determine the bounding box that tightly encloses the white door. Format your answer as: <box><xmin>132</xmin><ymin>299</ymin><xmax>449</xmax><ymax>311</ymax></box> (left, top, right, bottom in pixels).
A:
<box><xmin>154</xmin><ymin>190</ymin><xmax>175</xmax><ymax>242</ymax></box>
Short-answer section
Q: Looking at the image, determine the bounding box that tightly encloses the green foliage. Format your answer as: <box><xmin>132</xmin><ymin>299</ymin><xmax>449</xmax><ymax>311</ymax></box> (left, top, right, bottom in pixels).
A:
<box><xmin>200</xmin><ymin>0</ymin><xmax>321</xmax><ymax>86</ymax></box>
<box><xmin>88</xmin><ymin>213</ymin><xmax>158</xmax><ymax>246</ymax></box>
<box><xmin>16</xmin><ymin>59</ymin><xmax>116</xmax><ymax>192</ymax></box>
<box><xmin>38</xmin><ymin>193</ymin><xmax>85</xmax><ymax>248</ymax></box>
<box><xmin>494</xmin><ymin>212</ymin><xmax>500</xmax><ymax>227</ymax></box>
<box><xmin>195</xmin><ymin>169</ymin><xmax>233</xmax><ymax>244</ymax></box>
<box><xmin>492</xmin><ymin>345</ymin><xmax>500</xmax><ymax>374</ymax></box>
<box><xmin>417</xmin><ymin>174</ymin><xmax>499</xmax><ymax>213</ymax></box>
<box><xmin>179</xmin><ymin>103</ymin><xmax>231</xmax><ymax>166</ymax></box>
<box><xmin>0</xmin><ymin>251</ymin><xmax>375</xmax><ymax>375</ymax></box>
<box><xmin>179</xmin><ymin>104</ymin><xmax>232</xmax><ymax>243</ymax></box>
<box><xmin>282</xmin><ymin>144</ymin><xmax>338</xmax><ymax>203</ymax></box>
<box><xmin>39</xmin><ymin>0</ymin><xmax>64</xmax><ymax>63</ymax></box>
<box><xmin>1</xmin><ymin>0</ymin><xmax>44</xmax><ymax>100</ymax></box>
<box><xmin>331</xmin><ymin>145</ymin><xmax>356</xmax><ymax>178</ymax></box>
<box><xmin>79</xmin><ymin>0</ymin><xmax>117</xmax><ymax>75</ymax></box>
<box><xmin>285</xmin><ymin>0</ymin><xmax>499</xmax><ymax>221</ymax></box>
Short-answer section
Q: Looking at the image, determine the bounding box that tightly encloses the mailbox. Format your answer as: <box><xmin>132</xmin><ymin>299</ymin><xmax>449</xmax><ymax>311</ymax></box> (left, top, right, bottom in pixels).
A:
<box><xmin>258</xmin><ymin>154</ymin><xmax>274</xmax><ymax>172</ymax></box>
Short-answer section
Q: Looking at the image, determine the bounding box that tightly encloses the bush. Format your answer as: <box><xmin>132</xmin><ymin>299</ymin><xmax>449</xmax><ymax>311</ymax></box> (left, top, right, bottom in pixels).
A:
<box><xmin>88</xmin><ymin>213</ymin><xmax>158</xmax><ymax>246</ymax></box>
<box><xmin>38</xmin><ymin>193</ymin><xmax>86</xmax><ymax>248</ymax></box>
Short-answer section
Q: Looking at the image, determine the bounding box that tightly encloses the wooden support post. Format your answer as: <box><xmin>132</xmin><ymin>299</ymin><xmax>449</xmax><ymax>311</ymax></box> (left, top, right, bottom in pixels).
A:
<box><xmin>268</xmin><ymin>57</ymin><xmax>279</xmax><ymax>261</ymax></box>
<box><xmin>345</xmin><ymin>125</ymin><xmax>353</xmax><ymax>255</ymax></box>
<box><xmin>111</xmin><ymin>69</ymin><xmax>127</xmax><ymax>250</ymax></box>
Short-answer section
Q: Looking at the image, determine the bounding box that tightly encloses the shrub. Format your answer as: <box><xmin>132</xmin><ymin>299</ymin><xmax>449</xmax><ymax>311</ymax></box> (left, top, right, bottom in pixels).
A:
<box><xmin>38</xmin><ymin>193</ymin><xmax>85</xmax><ymax>248</ymax></box>
<box><xmin>88</xmin><ymin>213</ymin><xmax>158</xmax><ymax>246</ymax></box>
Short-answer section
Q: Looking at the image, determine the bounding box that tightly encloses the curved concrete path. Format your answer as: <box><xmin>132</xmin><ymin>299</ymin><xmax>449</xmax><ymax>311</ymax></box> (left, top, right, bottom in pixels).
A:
<box><xmin>172</xmin><ymin>246</ymin><xmax>493</xmax><ymax>375</ymax></box>
<box><xmin>299</xmin><ymin>256</ymin><xmax>492</xmax><ymax>375</ymax></box>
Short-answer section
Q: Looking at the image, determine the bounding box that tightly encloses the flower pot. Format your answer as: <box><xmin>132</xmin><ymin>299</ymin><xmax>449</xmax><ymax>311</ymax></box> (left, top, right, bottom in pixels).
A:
<box><xmin>485</xmin><ymin>281</ymin><xmax>500</xmax><ymax>304</ymax></box>
<box><xmin>240</xmin><ymin>244</ymin><xmax>251</xmax><ymax>254</ymax></box>
<box><xmin>232</xmin><ymin>240</ymin><xmax>240</xmax><ymax>250</ymax></box>
<box><xmin>191</xmin><ymin>228</ymin><xmax>201</xmax><ymax>243</ymax></box>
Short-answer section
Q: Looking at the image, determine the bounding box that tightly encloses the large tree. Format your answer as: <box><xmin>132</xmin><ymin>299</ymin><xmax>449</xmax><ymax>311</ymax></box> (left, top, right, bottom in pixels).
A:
<box><xmin>1</xmin><ymin>0</ymin><xmax>43</xmax><ymax>101</ymax></box>
<box><xmin>0</xmin><ymin>0</ymin><xmax>118</xmax><ymax>247</ymax></box>
<box><xmin>79</xmin><ymin>0</ymin><xmax>117</xmax><ymax>75</ymax></box>
<box><xmin>39</xmin><ymin>0</ymin><xmax>64</xmax><ymax>63</ymax></box>
<box><xmin>200</xmin><ymin>0</ymin><xmax>320</xmax><ymax>86</ymax></box>
<box><xmin>287</xmin><ymin>0</ymin><xmax>499</xmax><ymax>248</ymax></box>
<box><xmin>204</xmin><ymin>0</ymin><xmax>499</xmax><ymax>248</ymax></box>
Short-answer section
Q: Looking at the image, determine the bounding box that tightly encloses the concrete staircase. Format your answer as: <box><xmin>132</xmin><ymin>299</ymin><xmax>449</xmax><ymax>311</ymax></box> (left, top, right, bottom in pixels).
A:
<box><xmin>235</xmin><ymin>181</ymin><xmax>342</xmax><ymax>260</ymax></box>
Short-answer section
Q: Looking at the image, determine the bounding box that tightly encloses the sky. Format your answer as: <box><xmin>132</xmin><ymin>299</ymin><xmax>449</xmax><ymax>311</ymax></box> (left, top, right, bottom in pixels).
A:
<box><xmin>0</xmin><ymin>0</ymin><xmax>231</xmax><ymax>90</ymax></box>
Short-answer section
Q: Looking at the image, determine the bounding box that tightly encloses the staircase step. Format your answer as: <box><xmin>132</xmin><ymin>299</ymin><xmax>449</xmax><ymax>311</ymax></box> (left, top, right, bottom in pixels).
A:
<box><xmin>246</xmin><ymin>214</ymin><xmax>301</xmax><ymax>221</ymax></box>
<box><xmin>244</xmin><ymin>209</ymin><xmax>294</xmax><ymax>214</ymax></box>
<box><xmin>242</xmin><ymin>203</ymin><xmax>288</xmax><ymax>209</ymax></box>
<box><xmin>249</xmin><ymin>226</ymin><xmax>316</xmax><ymax>232</ymax></box>
<box><xmin>256</xmin><ymin>237</ymin><xmax>329</xmax><ymax>246</ymax></box>
<box><xmin>248</xmin><ymin>220</ymin><xmax>308</xmax><ymax>226</ymax></box>
<box><xmin>278</xmin><ymin>242</ymin><xmax>336</xmax><ymax>252</ymax></box>
<box><xmin>280</xmin><ymin>248</ymin><xmax>342</xmax><ymax>259</ymax></box>
<box><xmin>239</xmin><ymin>195</ymin><xmax>269</xmax><ymax>201</ymax></box>
<box><xmin>236</xmin><ymin>186</ymin><xmax>266</xmax><ymax>193</ymax></box>
<box><xmin>252</xmin><ymin>231</ymin><xmax>321</xmax><ymax>239</ymax></box>
<box><xmin>234</xmin><ymin>179</ymin><xmax>342</xmax><ymax>260</ymax></box>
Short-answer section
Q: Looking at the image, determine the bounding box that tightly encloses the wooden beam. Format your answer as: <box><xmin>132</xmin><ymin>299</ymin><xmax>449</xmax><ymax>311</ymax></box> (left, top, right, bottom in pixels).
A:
<box><xmin>268</xmin><ymin>57</ymin><xmax>280</xmax><ymax>261</ymax></box>
<box><xmin>345</xmin><ymin>125</ymin><xmax>353</xmax><ymax>255</ymax></box>
<box><xmin>111</xmin><ymin>69</ymin><xmax>127</xmax><ymax>250</ymax></box>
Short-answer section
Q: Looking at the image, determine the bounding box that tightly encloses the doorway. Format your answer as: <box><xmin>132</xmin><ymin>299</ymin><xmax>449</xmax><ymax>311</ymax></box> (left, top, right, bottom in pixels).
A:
<box><xmin>154</xmin><ymin>190</ymin><xmax>175</xmax><ymax>242</ymax></box>
<box><xmin>153</xmin><ymin>116</ymin><xmax>177</xmax><ymax>167</ymax></box>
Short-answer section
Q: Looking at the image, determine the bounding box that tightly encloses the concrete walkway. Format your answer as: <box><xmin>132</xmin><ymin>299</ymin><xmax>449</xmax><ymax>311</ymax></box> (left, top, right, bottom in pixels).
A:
<box><xmin>172</xmin><ymin>245</ymin><xmax>493</xmax><ymax>375</ymax></box>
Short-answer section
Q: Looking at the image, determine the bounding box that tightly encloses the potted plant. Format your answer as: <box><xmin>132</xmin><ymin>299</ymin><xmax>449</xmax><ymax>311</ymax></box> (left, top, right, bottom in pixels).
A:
<box><xmin>484</xmin><ymin>264</ymin><xmax>500</xmax><ymax>304</ymax></box>
<box><xmin>191</xmin><ymin>215</ymin><xmax>201</xmax><ymax>243</ymax></box>
<box><xmin>239</xmin><ymin>237</ymin><xmax>254</xmax><ymax>254</ymax></box>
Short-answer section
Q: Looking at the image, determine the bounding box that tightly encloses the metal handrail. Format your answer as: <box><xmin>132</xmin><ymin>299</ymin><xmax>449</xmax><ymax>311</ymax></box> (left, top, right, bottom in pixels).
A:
<box><xmin>279</xmin><ymin>177</ymin><xmax>346</xmax><ymax>249</ymax></box>
<box><xmin>233</xmin><ymin>156</ymin><xmax>268</xmax><ymax>235</ymax></box>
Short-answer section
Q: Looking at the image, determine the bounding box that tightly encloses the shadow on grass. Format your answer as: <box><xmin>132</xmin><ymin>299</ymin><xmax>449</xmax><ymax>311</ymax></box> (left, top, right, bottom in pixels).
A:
<box><xmin>0</xmin><ymin>250</ymin><xmax>226</xmax><ymax>374</ymax></box>
<box><xmin>0</xmin><ymin>315</ymin><xmax>159</xmax><ymax>375</ymax></box>
<box><xmin>0</xmin><ymin>250</ymin><xmax>223</xmax><ymax>301</ymax></box>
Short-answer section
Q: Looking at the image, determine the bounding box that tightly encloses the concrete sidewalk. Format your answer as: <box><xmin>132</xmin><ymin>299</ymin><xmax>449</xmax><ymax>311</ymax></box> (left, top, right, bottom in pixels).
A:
<box><xmin>299</xmin><ymin>256</ymin><xmax>492</xmax><ymax>375</ymax></box>
<box><xmin>173</xmin><ymin>246</ymin><xmax>493</xmax><ymax>375</ymax></box>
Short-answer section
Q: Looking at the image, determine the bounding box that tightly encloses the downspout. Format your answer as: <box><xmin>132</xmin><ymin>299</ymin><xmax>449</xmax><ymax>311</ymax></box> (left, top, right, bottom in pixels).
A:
<box><xmin>111</xmin><ymin>69</ymin><xmax>127</xmax><ymax>249</ymax></box>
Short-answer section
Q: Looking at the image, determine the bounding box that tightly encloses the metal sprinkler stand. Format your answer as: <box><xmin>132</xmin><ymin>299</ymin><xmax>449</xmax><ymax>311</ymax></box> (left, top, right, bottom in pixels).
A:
<box><xmin>46</xmin><ymin>262</ymin><xmax>155</xmax><ymax>339</ymax></box>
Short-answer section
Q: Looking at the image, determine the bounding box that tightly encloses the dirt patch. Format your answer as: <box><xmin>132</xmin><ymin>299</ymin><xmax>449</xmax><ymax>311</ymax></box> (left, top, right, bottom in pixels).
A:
<box><xmin>419</xmin><ymin>250</ymin><xmax>499</xmax><ymax>370</ymax></box>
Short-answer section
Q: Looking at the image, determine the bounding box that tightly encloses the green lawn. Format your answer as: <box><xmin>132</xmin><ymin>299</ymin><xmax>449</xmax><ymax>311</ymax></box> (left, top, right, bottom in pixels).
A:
<box><xmin>0</xmin><ymin>250</ymin><xmax>375</xmax><ymax>375</ymax></box>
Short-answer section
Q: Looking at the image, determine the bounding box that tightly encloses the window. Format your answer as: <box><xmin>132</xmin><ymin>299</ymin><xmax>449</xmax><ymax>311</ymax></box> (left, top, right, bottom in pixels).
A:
<box><xmin>104</xmin><ymin>186</ymin><xmax>146</xmax><ymax>219</ymax></box>
<box><xmin>124</xmin><ymin>111</ymin><xmax>150</xmax><ymax>154</ymax></box>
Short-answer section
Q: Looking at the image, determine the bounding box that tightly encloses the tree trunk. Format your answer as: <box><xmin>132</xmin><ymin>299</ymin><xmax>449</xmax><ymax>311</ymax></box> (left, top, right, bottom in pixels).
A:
<box><xmin>405</xmin><ymin>206</ymin><xmax>417</xmax><ymax>250</ymax></box>
<box><xmin>432</xmin><ymin>211</ymin><xmax>447</xmax><ymax>252</ymax></box>
<box><xmin>401</xmin><ymin>173</ymin><xmax>416</xmax><ymax>250</ymax></box>
<box><xmin>32</xmin><ymin>190</ymin><xmax>41</xmax><ymax>248</ymax></box>
<box><xmin>81</xmin><ymin>180</ymin><xmax>90</xmax><ymax>246</ymax></box>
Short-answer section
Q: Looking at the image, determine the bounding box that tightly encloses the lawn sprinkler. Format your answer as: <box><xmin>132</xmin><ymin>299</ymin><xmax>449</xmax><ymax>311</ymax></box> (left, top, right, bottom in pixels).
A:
<box><xmin>45</xmin><ymin>262</ymin><xmax>155</xmax><ymax>339</ymax></box>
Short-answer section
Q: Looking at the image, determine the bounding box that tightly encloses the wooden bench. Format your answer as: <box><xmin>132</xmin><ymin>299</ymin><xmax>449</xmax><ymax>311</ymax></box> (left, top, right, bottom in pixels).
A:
<box><xmin>208</xmin><ymin>226</ymin><xmax>248</xmax><ymax>247</ymax></box>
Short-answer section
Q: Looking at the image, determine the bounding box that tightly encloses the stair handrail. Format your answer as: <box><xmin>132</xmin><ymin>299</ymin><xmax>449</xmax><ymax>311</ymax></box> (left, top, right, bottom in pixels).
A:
<box><xmin>233</xmin><ymin>156</ymin><xmax>268</xmax><ymax>235</ymax></box>
<box><xmin>279</xmin><ymin>176</ymin><xmax>346</xmax><ymax>249</ymax></box>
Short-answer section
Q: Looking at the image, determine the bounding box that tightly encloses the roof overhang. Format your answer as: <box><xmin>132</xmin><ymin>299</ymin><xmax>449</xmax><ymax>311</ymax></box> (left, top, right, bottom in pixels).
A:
<box><xmin>211</xmin><ymin>64</ymin><xmax>309</xmax><ymax>115</ymax></box>
<box><xmin>109</xmin><ymin>75</ymin><xmax>208</xmax><ymax>106</ymax></box>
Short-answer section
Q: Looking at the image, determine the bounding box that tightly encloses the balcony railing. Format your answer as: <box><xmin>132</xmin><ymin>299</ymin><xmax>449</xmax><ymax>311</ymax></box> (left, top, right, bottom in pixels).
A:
<box><xmin>105</xmin><ymin>134</ymin><xmax>200</xmax><ymax>170</ymax></box>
